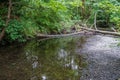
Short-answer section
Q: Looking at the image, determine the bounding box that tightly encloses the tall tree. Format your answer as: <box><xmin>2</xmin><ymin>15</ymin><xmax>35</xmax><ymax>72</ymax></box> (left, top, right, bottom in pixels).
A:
<box><xmin>0</xmin><ymin>0</ymin><xmax>12</xmax><ymax>41</ymax></box>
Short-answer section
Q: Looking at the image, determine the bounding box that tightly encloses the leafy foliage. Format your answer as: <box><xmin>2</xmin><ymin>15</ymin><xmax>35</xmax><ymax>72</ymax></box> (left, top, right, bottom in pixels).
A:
<box><xmin>0</xmin><ymin>0</ymin><xmax>120</xmax><ymax>44</ymax></box>
<box><xmin>98</xmin><ymin>0</ymin><xmax>120</xmax><ymax>26</ymax></box>
<box><xmin>6</xmin><ymin>20</ymin><xmax>25</xmax><ymax>42</ymax></box>
<box><xmin>20</xmin><ymin>18</ymin><xmax>39</xmax><ymax>37</ymax></box>
<box><xmin>20</xmin><ymin>0</ymin><xmax>71</xmax><ymax>34</ymax></box>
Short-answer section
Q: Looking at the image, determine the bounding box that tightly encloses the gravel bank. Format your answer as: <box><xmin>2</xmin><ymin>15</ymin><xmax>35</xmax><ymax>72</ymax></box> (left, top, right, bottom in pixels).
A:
<box><xmin>79</xmin><ymin>35</ymin><xmax>120</xmax><ymax>80</ymax></box>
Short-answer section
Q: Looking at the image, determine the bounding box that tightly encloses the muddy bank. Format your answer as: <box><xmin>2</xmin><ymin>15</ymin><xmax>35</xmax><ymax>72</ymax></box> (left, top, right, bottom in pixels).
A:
<box><xmin>79</xmin><ymin>35</ymin><xmax>120</xmax><ymax>80</ymax></box>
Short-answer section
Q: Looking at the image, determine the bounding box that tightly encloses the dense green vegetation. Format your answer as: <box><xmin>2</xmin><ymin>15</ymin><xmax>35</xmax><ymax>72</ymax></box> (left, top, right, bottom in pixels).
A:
<box><xmin>0</xmin><ymin>0</ymin><xmax>120</xmax><ymax>44</ymax></box>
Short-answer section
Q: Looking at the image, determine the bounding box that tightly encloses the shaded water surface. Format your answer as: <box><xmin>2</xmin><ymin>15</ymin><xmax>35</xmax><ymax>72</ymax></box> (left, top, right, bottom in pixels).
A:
<box><xmin>0</xmin><ymin>35</ymin><xmax>120</xmax><ymax>80</ymax></box>
<box><xmin>0</xmin><ymin>36</ymin><xmax>87</xmax><ymax>80</ymax></box>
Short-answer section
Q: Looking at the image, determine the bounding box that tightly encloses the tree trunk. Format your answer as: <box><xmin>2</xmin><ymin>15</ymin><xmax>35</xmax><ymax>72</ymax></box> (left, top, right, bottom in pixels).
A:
<box><xmin>81</xmin><ymin>0</ymin><xmax>85</xmax><ymax>18</ymax></box>
<box><xmin>0</xmin><ymin>0</ymin><xmax>12</xmax><ymax>41</ymax></box>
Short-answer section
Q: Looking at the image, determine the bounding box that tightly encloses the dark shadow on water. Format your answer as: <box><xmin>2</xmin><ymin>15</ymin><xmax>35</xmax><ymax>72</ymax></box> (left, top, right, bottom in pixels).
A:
<box><xmin>0</xmin><ymin>36</ymin><xmax>87</xmax><ymax>80</ymax></box>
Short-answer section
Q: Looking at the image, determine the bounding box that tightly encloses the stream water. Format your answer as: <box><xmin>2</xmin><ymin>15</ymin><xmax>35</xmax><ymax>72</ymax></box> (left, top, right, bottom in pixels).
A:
<box><xmin>0</xmin><ymin>35</ymin><xmax>120</xmax><ymax>80</ymax></box>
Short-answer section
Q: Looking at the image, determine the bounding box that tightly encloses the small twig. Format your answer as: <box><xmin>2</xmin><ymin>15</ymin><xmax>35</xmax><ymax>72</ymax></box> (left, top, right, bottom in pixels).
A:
<box><xmin>85</xmin><ymin>15</ymin><xmax>92</xmax><ymax>24</ymax></box>
<box><xmin>85</xmin><ymin>12</ymin><xmax>94</xmax><ymax>24</ymax></box>
<box><xmin>90</xmin><ymin>24</ymin><xmax>94</xmax><ymax>29</ymax></box>
<box><xmin>111</xmin><ymin>27</ymin><xmax>117</xmax><ymax>32</ymax></box>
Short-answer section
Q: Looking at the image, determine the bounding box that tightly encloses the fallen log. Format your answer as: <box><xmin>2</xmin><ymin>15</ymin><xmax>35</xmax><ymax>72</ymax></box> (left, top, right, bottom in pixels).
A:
<box><xmin>81</xmin><ymin>27</ymin><xmax>120</xmax><ymax>36</ymax></box>
<box><xmin>37</xmin><ymin>31</ymin><xmax>85</xmax><ymax>38</ymax></box>
<box><xmin>36</xmin><ymin>27</ymin><xmax>120</xmax><ymax>38</ymax></box>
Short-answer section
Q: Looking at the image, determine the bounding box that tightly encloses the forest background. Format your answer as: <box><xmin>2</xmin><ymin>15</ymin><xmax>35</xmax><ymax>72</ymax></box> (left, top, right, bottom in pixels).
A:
<box><xmin>0</xmin><ymin>0</ymin><xmax>120</xmax><ymax>45</ymax></box>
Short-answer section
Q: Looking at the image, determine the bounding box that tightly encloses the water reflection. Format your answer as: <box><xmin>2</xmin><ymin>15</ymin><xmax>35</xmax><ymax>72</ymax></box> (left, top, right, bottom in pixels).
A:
<box><xmin>0</xmin><ymin>36</ymin><xmax>87</xmax><ymax>80</ymax></box>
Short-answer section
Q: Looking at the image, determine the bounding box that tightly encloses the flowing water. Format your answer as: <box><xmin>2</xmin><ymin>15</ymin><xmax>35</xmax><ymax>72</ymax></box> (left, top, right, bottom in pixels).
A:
<box><xmin>0</xmin><ymin>35</ymin><xmax>120</xmax><ymax>80</ymax></box>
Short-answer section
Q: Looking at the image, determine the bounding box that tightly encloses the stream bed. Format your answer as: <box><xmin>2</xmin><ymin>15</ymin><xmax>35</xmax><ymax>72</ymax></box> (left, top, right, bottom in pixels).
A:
<box><xmin>0</xmin><ymin>35</ymin><xmax>120</xmax><ymax>80</ymax></box>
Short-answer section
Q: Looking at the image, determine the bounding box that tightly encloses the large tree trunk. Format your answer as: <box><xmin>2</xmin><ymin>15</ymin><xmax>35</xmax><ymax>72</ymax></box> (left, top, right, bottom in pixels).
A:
<box><xmin>0</xmin><ymin>0</ymin><xmax>12</xmax><ymax>41</ymax></box>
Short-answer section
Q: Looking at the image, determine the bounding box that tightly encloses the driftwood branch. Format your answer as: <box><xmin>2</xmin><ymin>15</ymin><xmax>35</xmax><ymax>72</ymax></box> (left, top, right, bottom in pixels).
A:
<box><xmin>81</xmin><ymin>27</ymin><xmax>120</xmax><ymax>36</ymax></box>
<box><xmin>0</xmin><ymin>0</ymin><xmax>12</xmax><ymax>41</ymax></box>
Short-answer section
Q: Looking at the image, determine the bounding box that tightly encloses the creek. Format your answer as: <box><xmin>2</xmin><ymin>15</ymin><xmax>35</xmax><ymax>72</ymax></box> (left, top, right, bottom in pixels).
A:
<box><xmin>0</xmin><ymin>35</ymin><xmax>120</xmax><ymax>80</ymax></box>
